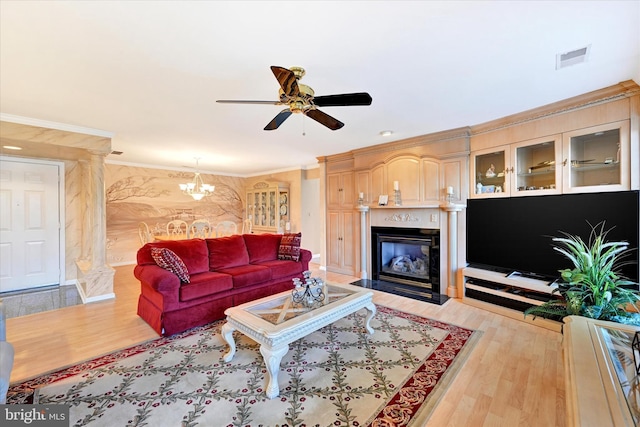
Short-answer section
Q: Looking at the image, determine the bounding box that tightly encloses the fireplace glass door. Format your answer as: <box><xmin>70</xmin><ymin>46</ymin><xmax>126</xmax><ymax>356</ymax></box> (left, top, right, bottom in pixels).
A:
<box><xmin>372</xmin><ymin>227</ymin><xmax>439</xmax><ymax>291</ymax></box>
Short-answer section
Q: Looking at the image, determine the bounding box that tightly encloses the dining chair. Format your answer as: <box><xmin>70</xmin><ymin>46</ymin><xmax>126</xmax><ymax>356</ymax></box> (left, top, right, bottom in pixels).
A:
<box><xmin>138</xmin><ymin>222</ymin><xmax>153</xmax><ymax>245</ymax></box>
<box><xmin>166</xmin><ymin>220</ymin><xmax>188</xmax><ymax>237</ymax></box>
<box><xmin>216</xmin><ymin>220</ymin><xmax>238</xmax><ymax>237</ymax></box>
<box><xmin>188</xmin><ymin>219</ymin><xmax>213</xmax><ymax>238</ymax></box>
<box><xmin>242</xmin><ymin>218</ymin><xmax>252</xmax><ymax>234</ymax></box>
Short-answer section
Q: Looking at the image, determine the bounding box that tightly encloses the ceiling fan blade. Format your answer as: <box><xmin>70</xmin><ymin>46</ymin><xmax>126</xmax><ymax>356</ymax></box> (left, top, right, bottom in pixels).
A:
<box><xmin>305</xmin><ymin>109</ymin><xmax>344</xmax><ymax>130</ymax></box>
<box><xmin>216</xmin><ymin>100</ymin><xmax>281</xmax><ymax>105</ymax></box>
<box><xmin>264</xmin><ymin>109</ymin><xmax>293</xmax><ymax>131</ymax></box>
<box><xmin>270</xmin><ymin>66</ymin><xmax>299</xmax><ymax>97</ymax></box>
<box><xmin>313</xmin><ymin>92</ymin><xmax>373</xmax><ymax>107</ymax></box>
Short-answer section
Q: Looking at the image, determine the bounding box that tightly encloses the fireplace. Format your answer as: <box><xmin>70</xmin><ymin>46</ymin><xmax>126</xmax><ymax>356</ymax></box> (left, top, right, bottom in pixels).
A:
<box><xmin>371</xmin><ymin>226</ymin><xmax>440</xmax><ymax>294</ymax></box>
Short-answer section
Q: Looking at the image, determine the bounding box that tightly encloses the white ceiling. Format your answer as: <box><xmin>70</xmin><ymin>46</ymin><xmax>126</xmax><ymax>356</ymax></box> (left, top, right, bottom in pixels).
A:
<box><xmin>1</xmin><ymin>1</ymin><xmax>639</xmax><ymax>176</ymax></box>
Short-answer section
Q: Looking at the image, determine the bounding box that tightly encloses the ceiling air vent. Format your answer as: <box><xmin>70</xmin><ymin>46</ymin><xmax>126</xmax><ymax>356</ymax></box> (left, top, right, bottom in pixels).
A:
<box><xmin>556</xmin><ymin>45</ymin><xmax>591</xmax><ymax>70</ymax></box>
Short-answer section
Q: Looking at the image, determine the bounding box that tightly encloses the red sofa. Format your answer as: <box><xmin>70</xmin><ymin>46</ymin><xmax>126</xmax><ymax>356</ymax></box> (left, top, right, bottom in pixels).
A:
<box><xmin>134</xmin><ymin>233</ymin><xmax>311</xmax><ymax>336</ymax></box>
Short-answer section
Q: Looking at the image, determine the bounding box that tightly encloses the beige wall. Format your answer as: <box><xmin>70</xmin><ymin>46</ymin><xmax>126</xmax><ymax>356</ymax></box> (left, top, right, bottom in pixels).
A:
<box><xmin>105</xmin><ymin>163</ymin><xmax>246</xmax><ymax>265</ymax></box>
<box><xmin>105</xmin><ymin>164</ymin><xmax>319</xmax><ymax>265</ymax></box>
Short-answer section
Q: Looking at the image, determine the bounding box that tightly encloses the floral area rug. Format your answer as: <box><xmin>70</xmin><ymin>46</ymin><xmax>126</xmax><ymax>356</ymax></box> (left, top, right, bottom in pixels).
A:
<box><xmin>7</xmin><ymin>305</ymin><xmax>480</xmax><ymax>426</ymax></box>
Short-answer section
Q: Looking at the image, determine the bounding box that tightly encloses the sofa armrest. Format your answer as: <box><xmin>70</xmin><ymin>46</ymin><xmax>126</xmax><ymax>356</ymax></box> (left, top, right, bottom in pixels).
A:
<box><xmin>299</xmin><ymin>248</ymin><xmax>312</xmax><ymax>265</ymax></box>
<box><xmin>134</xmin><ymin>264</ymin><xmax>181</xmax><ymax>294</ymax></box>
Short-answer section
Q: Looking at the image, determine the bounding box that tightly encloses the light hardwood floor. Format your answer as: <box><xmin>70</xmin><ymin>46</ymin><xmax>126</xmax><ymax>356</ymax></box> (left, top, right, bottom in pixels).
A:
<box><xmin>6</xmin><ymin>264</ymin><xmax>565</xmax><ymax>426</ymax></box>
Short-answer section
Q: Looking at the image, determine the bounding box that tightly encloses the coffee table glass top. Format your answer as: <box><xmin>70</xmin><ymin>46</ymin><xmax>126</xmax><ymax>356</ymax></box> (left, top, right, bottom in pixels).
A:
<box><xmin>244</xmin><ymin>284</ymin><xmax>359</xmax><ymax>325</ymax></box>
<box><xmin>599</xmin><ymin>326</ymin><xmax>640</xmax><ymax>424</ymax></box>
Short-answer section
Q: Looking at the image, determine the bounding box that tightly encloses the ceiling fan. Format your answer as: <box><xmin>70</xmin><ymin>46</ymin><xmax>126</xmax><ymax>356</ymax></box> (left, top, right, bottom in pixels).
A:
<box><xmin>216</xmin><ymin>66</ymin><xmax>372</xmax><ymax>131</ymax></box>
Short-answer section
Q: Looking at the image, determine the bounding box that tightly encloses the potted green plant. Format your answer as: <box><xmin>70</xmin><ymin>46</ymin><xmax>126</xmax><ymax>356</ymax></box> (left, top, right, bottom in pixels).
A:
<box><xmin>524</xmin><ymin>221</ymin><xmax>640</xmax><ymax>325</ymax></box>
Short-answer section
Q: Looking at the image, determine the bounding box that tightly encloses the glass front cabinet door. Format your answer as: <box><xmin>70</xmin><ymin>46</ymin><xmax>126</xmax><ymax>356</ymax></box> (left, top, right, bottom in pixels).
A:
<box><xmin>562</xmin><ymin>121</ymin><xmax>630</xmax><ymax>193</ymax></box>
<box><xmin>471</xmin><ymin>145</ymin><xmax>510</xmax><ymax>198</ymax></box>
<box><xmin>511</xmin><ymin>135</ymin><xmax>562</xmax><ymax>196</ymax></box>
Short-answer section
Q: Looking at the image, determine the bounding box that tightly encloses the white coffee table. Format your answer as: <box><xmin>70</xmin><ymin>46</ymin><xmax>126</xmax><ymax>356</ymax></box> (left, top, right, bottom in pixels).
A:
<box><xmin>221</xmin><ymin>282</ymin><xmax>375</xmax><ymax>399</ymax></box>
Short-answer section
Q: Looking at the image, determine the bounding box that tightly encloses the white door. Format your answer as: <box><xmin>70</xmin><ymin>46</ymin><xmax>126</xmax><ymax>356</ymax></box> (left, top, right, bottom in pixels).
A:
<box><xmin>0</xmin><ymin>158</ymin><xmax>61</xmax><ymax>292</ymax></box>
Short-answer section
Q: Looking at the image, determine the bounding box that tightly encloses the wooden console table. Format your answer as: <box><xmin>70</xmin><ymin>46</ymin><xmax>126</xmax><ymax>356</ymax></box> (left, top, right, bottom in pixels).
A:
<box><xmin>563</xmin><ymin>315</ymin><xmax>640</xmax><ymax>426</ymax></box>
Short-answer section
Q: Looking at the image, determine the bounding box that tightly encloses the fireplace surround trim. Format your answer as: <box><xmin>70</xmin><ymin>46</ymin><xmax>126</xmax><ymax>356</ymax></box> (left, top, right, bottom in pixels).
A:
<box><xmin>359</xmin><ymin>203</ymin><xmax>465</xmax><ymax>299</ymax></box>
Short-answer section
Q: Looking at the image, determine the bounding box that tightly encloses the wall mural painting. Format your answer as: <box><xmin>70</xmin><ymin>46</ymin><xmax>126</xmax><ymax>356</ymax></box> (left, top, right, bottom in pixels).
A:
<box><xmin>105</xmin><ymin>164</ymin><xmax>245</xmax><ymax>265</ymax></box>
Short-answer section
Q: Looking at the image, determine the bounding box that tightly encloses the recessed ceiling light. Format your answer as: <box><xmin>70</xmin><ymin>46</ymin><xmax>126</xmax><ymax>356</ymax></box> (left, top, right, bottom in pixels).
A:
<box><xmin>379</xmin><ymin>130</ymin><xmax>393</xmax><ymax>137</ymax></box>
<box><xmin>2</xmin><ymin>145</ymin><xmax>22</xmax><ymax>150</ymax></box>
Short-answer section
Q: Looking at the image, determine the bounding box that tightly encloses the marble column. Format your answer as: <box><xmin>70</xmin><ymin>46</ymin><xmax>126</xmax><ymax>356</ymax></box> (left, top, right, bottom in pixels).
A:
<box><xmin>76</xmin><ymin>151</ymin><xmax>115</xmax><ymax>302</ymax></box>
<box><xmin>440</xmin><ymin>202</ymin><xmax>465</xmax><ymax>298</ymax></box>
<box><xmin>357</xmin><ymin>205</ymin><xmax>369</xmax><ymax>279</ymax></box>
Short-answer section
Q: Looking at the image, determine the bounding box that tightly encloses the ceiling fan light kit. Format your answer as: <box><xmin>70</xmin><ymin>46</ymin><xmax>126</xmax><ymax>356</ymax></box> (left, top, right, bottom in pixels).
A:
<box><xmin>217</xmin><ymin>66</ymin><xmax>372</xmax><ymax>131</ymax></box>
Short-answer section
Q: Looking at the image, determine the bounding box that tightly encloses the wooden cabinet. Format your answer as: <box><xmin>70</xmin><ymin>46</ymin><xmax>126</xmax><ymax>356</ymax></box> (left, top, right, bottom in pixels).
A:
<box><xmin>355</xmin><ymin>171</ymin><xmax>370</xmax><ymax>204</ymax></box>
<box><xmin>370</xmin><ymin>165</ymin><xmax>385</xmax><ymax>203</ymax></box>
<box><xmin>462</xmin><ymin>266</ymin><xmax>562</xmax><ymax>332</ymax></box>
<box><xmin>326</xmin><ymin>170</ymin><xmax>357</xmax><ymax>275</ymax></box>
<box><xmin>246</xmin><ymin>182</ymin><xmax>289</xmax><ymax>234</ymax></box>
<box><xmin>387</xmin><ymin>157</ymin><xmax>421</xmax><ymax>204</ymax></box>
<box><xmin>421</xmin><ymin>159</ymin><xmax>441</xmax><ymax>201</ymax></box>
<box><xmin>327</xmin><ymin>171</ymin><xmax>354</xmax><ymax>209</ymax></box>
<box><xmin>471</xmin><ymin>120</ymin><xmax>630</xmax><ymax>198</ymax></box>
<box><xmin>326</xmin><ymin>210</ymin><xmax>357</xmax><ymax>274</ymax></box>
<box><xmin>471</xmin><ymin>136</ymin><xmax>563</xmax><ymax>198</ymax></box>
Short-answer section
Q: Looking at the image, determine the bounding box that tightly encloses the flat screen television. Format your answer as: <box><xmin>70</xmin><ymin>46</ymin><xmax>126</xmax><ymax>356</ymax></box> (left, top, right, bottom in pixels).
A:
<box><xmin>466</xmin><ymin>191</ymin><xmax>639</xmax><ymax>283</ymax></box>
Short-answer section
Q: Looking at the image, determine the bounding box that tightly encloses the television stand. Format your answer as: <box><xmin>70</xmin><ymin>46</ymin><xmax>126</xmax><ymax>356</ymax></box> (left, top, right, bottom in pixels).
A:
<box><xmin>462</xmin><ymin>266</ymin><xmax>561</xmax><ymax>331</ymax></box>
<box><xmin>506</xmin><ymin>270</ymin><xmax>555</xmax><ymax>284</ymax></box>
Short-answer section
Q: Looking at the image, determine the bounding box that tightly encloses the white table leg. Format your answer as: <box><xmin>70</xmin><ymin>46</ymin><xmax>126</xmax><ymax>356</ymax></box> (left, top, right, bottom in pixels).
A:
<box><xmin>364</xmin><ymin>303</ymin><xmax>376</xmax><ymax>335</ymax></box>
<box><xmin>221</xmin><ymin>322</ymin><xmax>236</xmax><ymax>362</ymax></box>
<box><xmin>260</xmin><ymin>344</ymin><xmax>289</xmax><ymax>399</ymax></box>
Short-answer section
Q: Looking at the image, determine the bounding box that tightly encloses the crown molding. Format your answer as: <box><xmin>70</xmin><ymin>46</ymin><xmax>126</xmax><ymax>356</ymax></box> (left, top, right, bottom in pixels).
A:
<box><xmin>470</xmin><ymin>80</ymin><xmax>640</xmax><ymax>136</ymax></box>
<box><xmin>0</xmin><ymin>113</ymin><xmax>113</xmax><ymax>138</ymax></box>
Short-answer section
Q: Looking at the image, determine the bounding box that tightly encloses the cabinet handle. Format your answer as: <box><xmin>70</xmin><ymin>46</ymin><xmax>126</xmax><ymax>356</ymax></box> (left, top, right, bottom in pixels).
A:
<box><xmin>562</xmin><ymin>159</ymin><xmax>567</xmax><ymax>166</ymax></box>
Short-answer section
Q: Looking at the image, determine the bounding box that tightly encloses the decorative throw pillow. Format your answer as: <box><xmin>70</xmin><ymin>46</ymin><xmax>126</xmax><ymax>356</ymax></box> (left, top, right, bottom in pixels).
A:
<box><xmin>278</xmin><ymin>232</ymin><xmax>301</xmax><ymax>262</ymax></box>
<box><xmin>150</xmin><ymin>247</ymin><xmax>190</xmax><ymax>283</ymax></box>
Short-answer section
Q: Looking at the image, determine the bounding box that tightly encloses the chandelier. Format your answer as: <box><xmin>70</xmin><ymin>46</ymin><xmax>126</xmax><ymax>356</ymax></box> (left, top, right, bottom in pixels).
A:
<box><xmin>179</xmin><ymin>158</ymin><xmax>215</xmax><ymax>201</ymax></box>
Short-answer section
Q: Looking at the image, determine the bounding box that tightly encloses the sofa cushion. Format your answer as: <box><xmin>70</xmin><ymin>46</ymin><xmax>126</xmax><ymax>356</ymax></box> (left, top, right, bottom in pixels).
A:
<box><xmin>150</xmin><ymin>247</ymin><xmax>190</xmax><ymax>283</ymax></box>
<box><xmin>207</xmin><ymin>235</ymin><xmax>250</xmax><ymax>270</ymax></box>
<box><xmin>254</xmin><ymin>259</ymin><xmax>304</xmax><ymax>280</ymax></box>
<box><xmin>179</xmin><ymin>271</ymin><xmax>233</xmax><ymax>302</ymax></box>
<box><xmin>243</xmin><ymin>233</ymin><xmax>282</xmax><ymax>263</ymax></box>
<box><xmin>137</xmin><ymin>239</ymin><xmax>210</xmax><ymax>274</ymax></box>
<box><xmin>278</xmin><ymin>232</ymin><xmax>302</xmax><ymax>262</ymax></box>
<box><xmin>216</xmin><ymin>264</ymin><xmax>272</xmax><ymax>288</ymax></box>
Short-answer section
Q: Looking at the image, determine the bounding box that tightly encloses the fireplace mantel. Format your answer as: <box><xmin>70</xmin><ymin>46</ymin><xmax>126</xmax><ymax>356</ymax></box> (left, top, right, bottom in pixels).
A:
<box><xmin>369</xmin><ymin>205</ymin><xmax>441</xmax><ymax>230</ymax></box>
<box><xmin>368</xmin><ymin>204</ymin><xmax>441</xmax><ymax>210</ymax></box>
